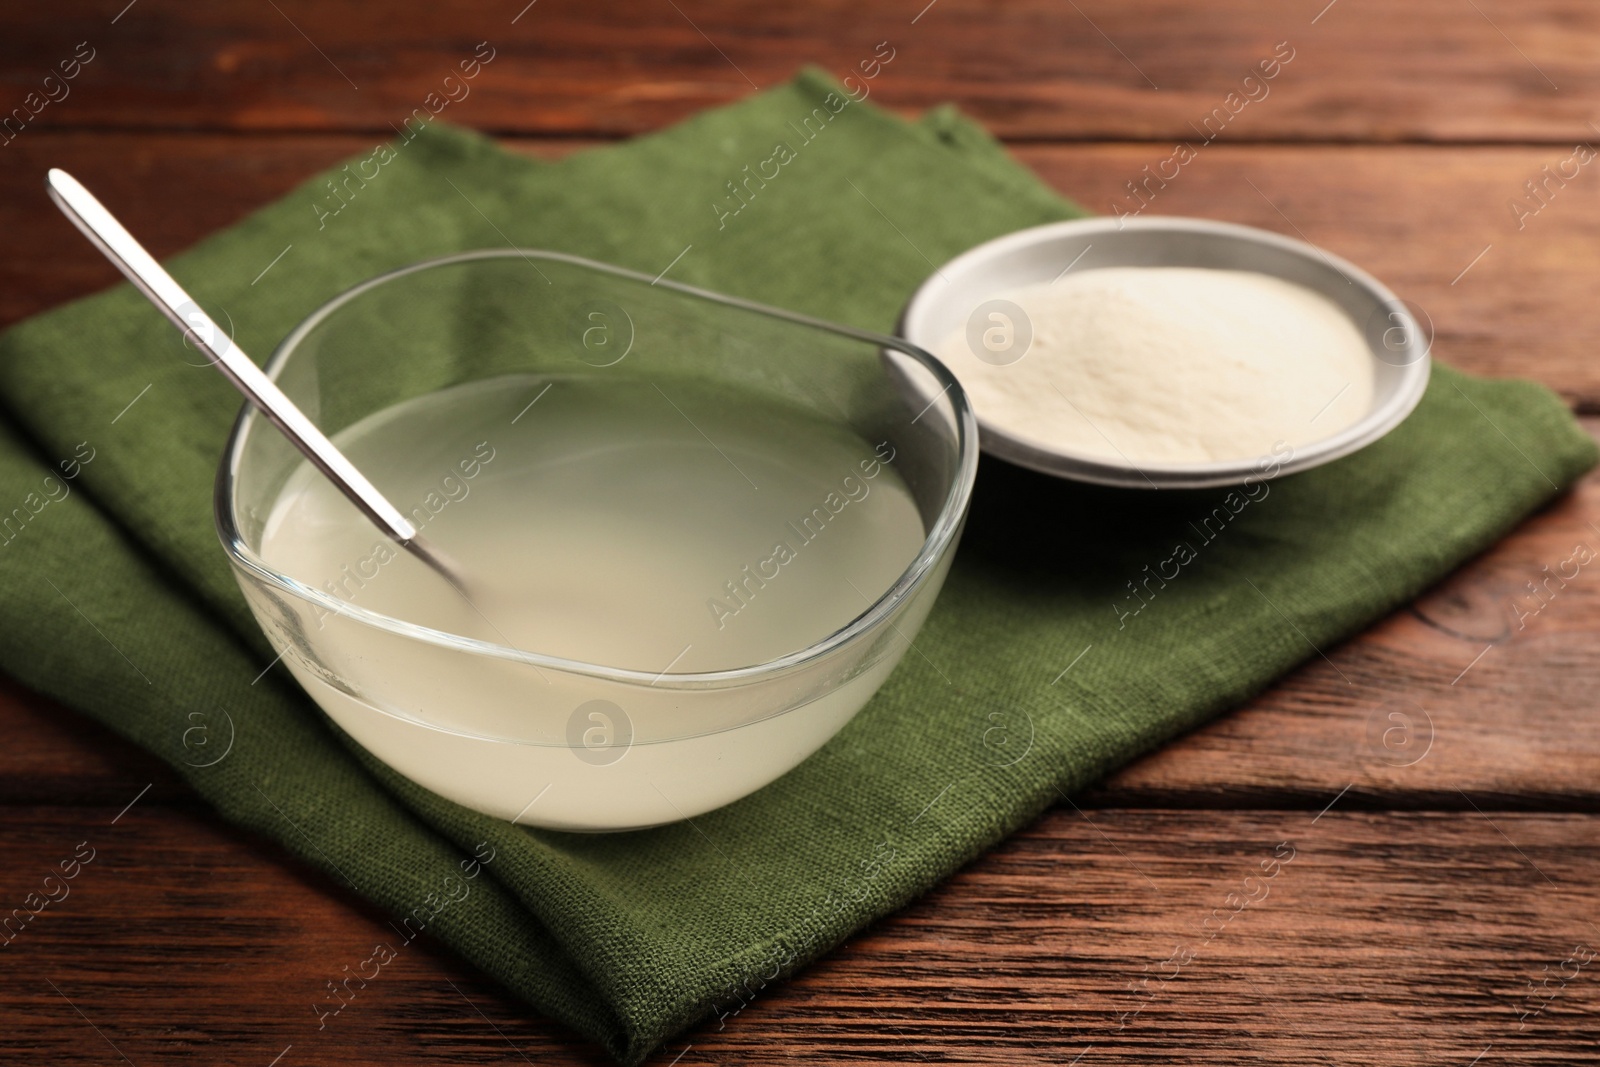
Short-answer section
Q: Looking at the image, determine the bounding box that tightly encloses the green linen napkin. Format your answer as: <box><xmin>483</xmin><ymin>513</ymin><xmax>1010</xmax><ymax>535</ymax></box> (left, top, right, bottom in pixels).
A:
<box><xmin>0</xmin><ymin>69</ymin><xmax>1592</xmax><ymax>1062</ymax></box>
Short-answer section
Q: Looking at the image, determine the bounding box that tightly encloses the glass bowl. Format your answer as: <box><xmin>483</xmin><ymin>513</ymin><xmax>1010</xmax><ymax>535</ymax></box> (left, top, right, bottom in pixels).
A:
<box><xmin>215</xmin><ymin>250</ymin><xmax>976</xmax><ymax>832</ymax></box>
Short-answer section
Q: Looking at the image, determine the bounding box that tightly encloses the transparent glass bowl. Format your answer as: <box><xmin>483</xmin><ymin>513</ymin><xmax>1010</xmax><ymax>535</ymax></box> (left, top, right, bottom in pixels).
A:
<box><xmin>216</xmin><ymin>251</ymin><xmax>976</xmax><ymax>831</ymax></box>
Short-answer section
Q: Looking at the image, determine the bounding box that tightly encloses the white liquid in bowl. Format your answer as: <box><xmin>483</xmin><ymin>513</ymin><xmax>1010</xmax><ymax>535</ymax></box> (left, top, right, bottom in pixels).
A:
<box><xmin>253</xmin><ymin>374</ymin><xmax>929</xmax><ymax>829</ymax></box>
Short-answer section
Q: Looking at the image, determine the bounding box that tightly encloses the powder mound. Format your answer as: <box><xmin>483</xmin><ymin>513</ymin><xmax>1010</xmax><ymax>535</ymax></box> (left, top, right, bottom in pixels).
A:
<box><xmin>936</xmin><ymin>267</ymin><xmax>1374</xmax><ymax>464</ymax></box>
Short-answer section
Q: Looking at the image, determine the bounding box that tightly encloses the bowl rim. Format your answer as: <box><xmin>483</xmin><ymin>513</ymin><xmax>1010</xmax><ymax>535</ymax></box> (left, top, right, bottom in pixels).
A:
<box><xmin>214</xmin><ymin>248</ymin><xmax>978</xmax><ymax>688</ymax></box>
<box><xmin>897</xmin><ymin>214</ymin><xmax>1433</xmax><ymax>490</ymax></box>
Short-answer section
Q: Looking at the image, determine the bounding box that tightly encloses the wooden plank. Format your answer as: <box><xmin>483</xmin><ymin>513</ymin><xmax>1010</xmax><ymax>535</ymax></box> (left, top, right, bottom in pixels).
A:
<box><xmin>1</xmin><ymin>803</ymin><xmax>1594</xmax><ymax>1064</ymax></box>
<box><xmin>5</xmin><ymin>135</ymin><xmax>1600</xmax><ymax>403</ymax></box>
<box><xmin>0</xmin><ymin>677</ymin><xmax>183</xmax><ymax>807</ymax></box>
<box><xmin>0</xmin><ymin>0</ymin><xmax>1597</xmax><ymax>143</ymax></box>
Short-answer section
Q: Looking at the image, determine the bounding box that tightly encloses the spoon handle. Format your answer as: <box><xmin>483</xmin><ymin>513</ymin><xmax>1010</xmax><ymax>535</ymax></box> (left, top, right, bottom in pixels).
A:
<box><xmin>46</xmin><ymin>169</ymin><xmax>428</xmax><ymax>551</ymax></box>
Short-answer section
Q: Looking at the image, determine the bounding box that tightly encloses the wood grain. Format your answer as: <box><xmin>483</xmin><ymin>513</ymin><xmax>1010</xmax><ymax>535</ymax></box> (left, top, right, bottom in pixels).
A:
<box><xmin>3</xmin><ymin>2</ymin><xmax>1598</xmax><ymax>1063</ymax></box>
<box><xmin>1</xmin><ymin>803</ymin><xmax>1595</xmax><ymax>1065</ymax></box>
<box><xmin>1</xmin><ymin>0</ymin><xmax>1597</xmax><ymax>142</ymax></box>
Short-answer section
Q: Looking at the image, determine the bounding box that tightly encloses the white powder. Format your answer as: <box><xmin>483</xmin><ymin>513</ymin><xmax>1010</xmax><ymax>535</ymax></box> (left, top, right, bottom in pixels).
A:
<box><xmin>934</xmin><ymin>267</ymin><xmax>1374</xmax><ymax>464</ymax></box>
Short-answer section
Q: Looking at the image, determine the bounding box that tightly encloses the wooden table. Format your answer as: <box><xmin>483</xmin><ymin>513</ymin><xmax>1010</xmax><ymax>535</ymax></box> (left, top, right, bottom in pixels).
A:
<box><xmin>3</xmin><ymin>2</ymin><xmax>1598</xmax><ymax>1063</ymax></box>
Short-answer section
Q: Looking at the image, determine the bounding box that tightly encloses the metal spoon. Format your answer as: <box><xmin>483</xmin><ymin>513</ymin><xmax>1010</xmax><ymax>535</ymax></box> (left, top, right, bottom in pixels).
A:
<box><xmin>45</xmin><ymin>168</ymin><xmax>468</xmax><ymax>594</ymax></box>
